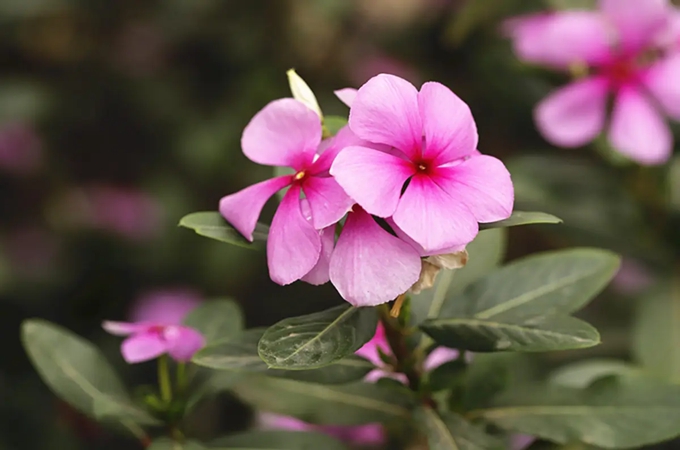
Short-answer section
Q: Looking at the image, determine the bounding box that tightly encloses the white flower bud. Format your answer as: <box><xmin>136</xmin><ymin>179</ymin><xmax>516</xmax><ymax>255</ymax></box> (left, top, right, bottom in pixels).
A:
<box><xmin>287</xmin><ymin>69</ymin><xmax>322</xmax><ymax>119</ymax></box>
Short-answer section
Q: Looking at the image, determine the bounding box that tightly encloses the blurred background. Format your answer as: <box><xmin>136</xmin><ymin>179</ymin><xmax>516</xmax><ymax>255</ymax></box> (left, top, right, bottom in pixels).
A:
<box><xmin>1</xmin><ymin>0</ymin><xmax>678</xmax><ymax>448</ymax></box>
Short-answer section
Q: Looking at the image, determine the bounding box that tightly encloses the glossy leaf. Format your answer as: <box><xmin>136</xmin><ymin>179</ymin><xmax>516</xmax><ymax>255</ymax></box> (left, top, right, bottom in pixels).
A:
<box><xmin>234</xmin><ymin>376</ymin><xmax>415</xmax><ymax>425</ymax></box>
<box><xmin>178</xmin><ymin>211</ymin><xmax>268</xmax><ymax>248</ymax></box>
<box><xmin>183</xmin><ymin>298</ymin><xmax>244</xmax><ymax>343</ymax></box>
<box><xmin>479</xmin><ymin>211</ymin><xmax>562</xmax><ymax>230</ymax></box>
<box><xmin>212</xmin><ymin>430</ymin><xmax>345</xmax><ymax>450</ymax></box>
<box><xmin>21</xmin><ymin>319</ymin><xmax>159</xmax><ymax>426</ymax></box>
<box><xmin>421</xmin><ymin>315</ymin><xmax>599</xmax><ymax>352</ymax></box>
<box><xmin>258</xmin><ymin>305</ymin><xmax>378</xmax><ymax>370</ymax></box>
<box><xmin>415</xmin><ymin>408</ymin><xmax>503</xmax><ymax>450</ymax></box>
<box><xmin>471</xmin><ymin>377</ymin><xmax>680</xmax><ymax>449</ymax></box>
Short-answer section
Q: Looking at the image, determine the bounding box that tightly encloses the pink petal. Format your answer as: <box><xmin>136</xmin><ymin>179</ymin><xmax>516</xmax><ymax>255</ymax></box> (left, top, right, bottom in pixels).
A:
<box><xmin>258</xmin><ymin>413</ymin><xmax>313</xmax><ymax>432</ymax></box>
<box><xmin>163</xmin><ymin>326</ymin><xmax>206</xmax><ymax>362</ymax></box>
<box><xmin>102</xmin><ymin>321</ymin><xmax>151</xmax><ymax>336</ymax></box>
<box><xmin>330</xmin><ymin>146</ymin><xmax>414</xmax><ymax>218</ymax></box>
<box><xmin>641</xmin><ymin>53</ymin><xmax>680</xmax><ymax>120</ymax></box>
<box><xmin>355</xmin><ymin>322</ymin><xmax>391</xmax><ymax>366</ymax></box>
<box><xmin>311</xmin><ymin>126</ymin><xmax>380</xmax><ymax>175</ymax></box>
<box><xmin>423</xmin><ymin>347</ymin><xmax>459</xmax><ymax>372</ymax></box>
<box><xmin>435</xmin><ymin>155</ymin><xmax>514</xmax><ymax>223</ymax></box>
<box><xmin>334</xmin><ymin>88</ymin><xmax>358</xmax><ymax>107</ymax></box>
<box><xmin>329</xmin><ymin>208</ymin><xmax>421</xmax><ymax>307</ymax></box>
<box><xmin>267</xmin><ymin>185</ymin><xmax>322</xmax><ymax>285</ymax></box>
<box><xmin>387</xmin><ymin>218</ymin><xmax>465</xmax><ymax>257</ymax></box>
<box><xmin>219</xmin><ymin>176</ymin><xmax>292</xmax><ymax>241</ymax></box>
<box><xmin>301</xmin><ymin>225</ymin><xmax>335</xmax><ymax>285</ymax></box>
<box><xmin>120</xmin><ymin>332</ymin><xmax>168</xmax><ymax>363</ymax></box>
<box><xmin>608</xmin><ymin>86</ymin><xmax>672</xmax><ymax>165</ymax></box>
<box><xmin>393</xmin><ymin>175</ymin><xmax>478</xmax><ymax>253</ymax></box>
<box><xmin>130</xmin><ymin>288</ymin><xmax>202</xmax><ymax>325</ymax></box>
<box><xmin>534</xmin><ymin>77</ymin><xmax>608</xmax><ymax>147</ymax></box>
<box><xmin>302</xmin><ymin>176</ymin><xmax>353</xmax><ymax>229</ymax></box>
<box><xmin>348</xmin><ymin>74</ymin><xmax>423</xmax><ymax>158</ymax></box>
<box><xmin>504</xmin><ymin>12</ymin><xmax>611</xmax><ymax>68</ymax></box>
<box><xmin>241</xmin><ymin>98</ymin><xmax>322</xmax><ymax>170</ymax></box>
<box><xmin>600</xmin><ymin>0</ymin><xmax>670</xmax><ymax>53</ymax></box>
<box><xmin>418</xmin><ymin>82</ymin><xmax>478</xmax><ymax>164</ymax></box>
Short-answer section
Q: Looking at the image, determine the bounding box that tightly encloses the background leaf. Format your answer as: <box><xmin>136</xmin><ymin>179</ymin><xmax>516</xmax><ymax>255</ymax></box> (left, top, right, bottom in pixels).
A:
<box><xmin>415</xmin><ymin>407</ymin><xmax>503</xmax><ymax>450</ymax></box>
<box><xmin>258</xmin><ymin>305</ymin><xmax>378</xmax><ymax>370</ymax></box>
<box><xmin>548</xmin><ymin>359</ymin><xmax>642</xmax><ymax>389</ymax></box>
<box><xmin>323</xmin><ymin>115</ymin><xmax>348</xmax><ymax>136</ymax></box>
<box><xmin>183</xmin><ymin>298</ymin><xmax>244</xmax><ymax>343</ymax></box>
<box><xmin>479</xmin><ymin>211</ymin><xmax>562</xmax><ymax>230</ymax></box>
<box><xmin>148</xmin><ymin>439</ymin><xmax>206</xmax><ymax>450</ymax></box>
<box><xmin>21</xmin><ymin>319</ymin><xmax>159</xmax><ymax>426</ymax></box>
<box><xmin>211</xmin><ymin>430</ymin><xmax>346</xmax><ymax>450</ymax></box>
<box><xmin>179</xmin><ymin>212</ymin><xmax>268</xmax><ymax>248</ymax></box>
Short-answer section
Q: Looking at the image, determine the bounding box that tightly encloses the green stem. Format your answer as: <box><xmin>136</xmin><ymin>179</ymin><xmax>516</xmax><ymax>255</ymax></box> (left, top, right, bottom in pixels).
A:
<box><xmin>176</xmin><ymin>362</ymin><xmax>187</xmax><ymax>394</ymax></box>
<box><xmin>377</xmin><ymin>304</ymin><xmax>422</xmax><ymax>392</ymax></box>
<box><xmin>158</xmin><ymin>355</ymin><xmax>172</xmax><ymax>404</ymax></box>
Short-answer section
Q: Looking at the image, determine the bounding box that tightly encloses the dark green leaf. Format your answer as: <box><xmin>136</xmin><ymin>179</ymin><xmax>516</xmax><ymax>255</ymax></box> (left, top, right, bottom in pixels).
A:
<box><xmin>178</xmin><ymin>211</ymin><xmax>268</xmax><ymax>248</ymax></box>
<box><xmin>479</xmin><ymin>211</ymin><xmax>562</xmax><ymax>230</ymax></box>
<box><xmin>21</xmin><ymin>319</ymin><xmax>160</xmax><ymax>426</ymax></box>
<box><xmin>470</xmin><ymin>377</ymin><xmax>680</xmax><ymax>449</ymax></box>
<box><xmin>148</xmin><ymin>439</ymin><xmax>206</xmax><ymax>450</ymax></box>
<box><xmin>428</xmin><ymin>359</ymin><xmax>467</xmax><ymax>392</ymax></box>
<box><xmin>258</xmin><ymin>305</ymin><xmax>378</xmax><ymax>370</ymax></box>
<box><xmin>183</xmin><ymin>298</ymin><xmax>244</xmax><ymax>343</ymax></box>
<box><xmin>549</xmin><ymin>359</ymin><xmax>642</xmax><ymax>388</ymax></box>
<box><xmin>211</xmin><ymin>430</ymin><xmax>346</xmax><ymax>450</ymax></box>
<box><xmin>421</xmin><ymin>315</ymin><xmax>599</xmax><ymax>353</ymax></box>
<box><xmin>415</xmin><ymin>407</ymin><xmax>503</xmax><ymax>450</ymax></box>
<box><xmin>234</xmin><ymin>376</ymin><xmax>415</xmax><ymax>425</ymax></box>
<box><xmin>323</xmin><ymin>115</ymin><xmax>348</xmax><ymax>136</ymax></box>
<box><xmin>462</xmin><ymin>354</ymin><xmax>515</xmax><ymax>410</ymax></box>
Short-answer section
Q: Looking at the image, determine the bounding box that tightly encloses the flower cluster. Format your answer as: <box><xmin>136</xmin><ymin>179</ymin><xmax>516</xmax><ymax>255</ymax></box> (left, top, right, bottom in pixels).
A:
<box><xmin>505</xmin><ymin>0</ymin><xmax>680</xmax><ymax>165</ymax></box>
<box><xmin>220</xmin><ymin>73</ymin><xmax>514</xmax><ymax>307</ymax></box>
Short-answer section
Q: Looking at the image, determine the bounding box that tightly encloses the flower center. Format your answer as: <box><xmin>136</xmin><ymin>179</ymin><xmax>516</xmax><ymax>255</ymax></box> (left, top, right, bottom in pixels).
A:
<box><xmin>293</xmin><ymin>170</ymin><xmax>307</xmax><ymax>182</ymax></box>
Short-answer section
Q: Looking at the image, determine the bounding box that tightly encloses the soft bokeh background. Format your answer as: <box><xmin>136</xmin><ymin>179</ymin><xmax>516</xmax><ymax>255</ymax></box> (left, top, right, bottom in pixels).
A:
<box><xmin>1</xmin><ymin>0</ymin><xmax>679</xmax><ymax>448</ymax></box>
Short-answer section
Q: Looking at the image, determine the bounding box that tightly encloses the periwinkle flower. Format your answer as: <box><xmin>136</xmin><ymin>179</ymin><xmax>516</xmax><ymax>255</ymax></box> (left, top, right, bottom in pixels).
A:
<box><xmin>129</xmin><ymin>288</ymin><xmax>203</xmax><ymax>325</ymax></box>
<box><xmin>505</xmin><ymin>0</ymin><xmax>680</xmax><ymax>164</ymax></box>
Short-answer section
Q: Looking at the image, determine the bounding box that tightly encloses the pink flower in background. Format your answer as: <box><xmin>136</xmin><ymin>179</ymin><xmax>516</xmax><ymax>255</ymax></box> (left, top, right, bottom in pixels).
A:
<box><xmin>219</xmin><ymin>99</ymin><xmax>353</xmax><ymax>286</ymax></box>
<box><xmin>511</xmin><ymin>434</ymin><xmax>536</xmax><ymax>450</ymax></box>
<box><xmin>611</xmin><ymin>258</ymin><xmax>653</xmax><ymax>295</ymax></box>
<box><xmin>129</xmin><ymin>288</ymin><xmax>203</xmax><ymax>325</ymax></box>
<box><xmin>331</xmin><ymin>74</ymin><xmax>513</xmax><ymax>253</ymax></box>
<box><xmin>0</xmin><ymin>122</ymin><xmax>42</xmax><ymax>175</ymax></box>
<box><xmin>258</xmin><ymin>412</ymin><xmax>386</xmax><ymax>447</ymax></box>
<box><xmin>505</xmin><ymin>0</ymin><xmax>680</xmax><ymax>165</ymax></box>
<box><xmin>103</xmin><ymin>320</ymin><xmax>205</xmax><ymax>364</ymax></box>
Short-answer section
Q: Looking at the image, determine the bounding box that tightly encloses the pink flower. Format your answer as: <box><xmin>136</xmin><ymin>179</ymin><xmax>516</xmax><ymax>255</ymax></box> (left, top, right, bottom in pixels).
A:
<box><xmin>129</xmin><ymin>288</ymin><xmax>203</xmax><ymax>325</ymax></box>
<box><xmin>331</xmin><ymin>74</ymin><xmax>513</xmax><ymax>253</ymax></box>
<box><xmin>219</xmin><ymin>99</ymin><xmax>353</xmax><ymax>286</ymax></box>
<box><xmin>102</xmin><ymin>321</ymin><xmax>205</xmax><ymax>364</ymax></box>
<box><xmin>0</xmin><ymin>121</ymin><xmax>42</xmax><ymax>175</ymax></box>
<box><xmin>258</xmin><ymin>412</ymin><xmax>386</xmax><ymax>446</ymax></box>
<box><xmin>505</xmin><ymin>0</ymin><xmax>680</xmax><ymax>165</ymax></box>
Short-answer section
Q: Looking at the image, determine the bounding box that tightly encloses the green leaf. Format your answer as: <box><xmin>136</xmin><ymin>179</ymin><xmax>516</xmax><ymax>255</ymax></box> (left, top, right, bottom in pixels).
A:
<box><xmin>471</xmin><ymin>377</ymin><xmax>680</xmax><ymax>449</ymax></box>
<box><xmin>428</xmin><ymin>359</ymin><xmax>467</xmax><ymax>392</ymax></box>
<box><xmin>633</xmin><ymin>283</ymin><xmax>680</xmax><ymax>383</ymax></box>
<box><xmin>479</xmin><ymin>211</ymin><xmax>562</xmax><ymax>230</ymax></box>
<box><xmin>211</xmin><ymin>430</ymin><xmax>346</xmax><ymax>450</ymax></box>
<box><xmin>421</xmin><ymin>315</ymin><xmax>599</xmax><ymax>352</ymax></box>
<box><xmin>148</xmin><ymin>439</ymin><xmax>206</xmax><ymax>450</ymax></box>
<box><xmin>546</xmin><ymin>0</ymin><xmax>597</xmax><ymax>9</ymax></box>
<box><xmin>234</xmin><ymin>376</ymin><xmax>415</xmax><ymax>425</ymax></box>
<box><xmin>258</xmin><ymin>305</ymin><xmax>378</xmax><ymax>370</ymax></box>
<box><xmin>193</xmin><ymin>328</ymin><xmax>373</xmax><ymax>384</ymax></box>
<box><xmin>438</xmin><ymin>248</ymin><xmax>620</xmax><ymax>320</ymax></box>
<box><xmin>549</xmin><ymin>359</ymin><xmax>642</xmax><ymax>389</ymax></box>
<box><xmin>183</xmin><ymin>298</ymin><xmax>244</xmax><ymax>343</ymax></box>
<box><xmin>21</xmin><ymin>319</ymin><xmax>159</xmax><ymax>426</ymax></box>
<box><xmin>178</xmin><ymin>211</ymin><xmax>268</xmax><ymax>248</ymax></box>
<box><xmin>323</xmin><ymin>115</ymin><xmax>348</xmax><ymax>136</ymax></box>
<box><xmin>415</xmin><ymin>407</ymin><xmax>503</xmax><ymax>450</ymax></box>
<box><xmin>462</xmin><ymin>354</ymin><xmax>514</xmax><ymax>410</ymax></box>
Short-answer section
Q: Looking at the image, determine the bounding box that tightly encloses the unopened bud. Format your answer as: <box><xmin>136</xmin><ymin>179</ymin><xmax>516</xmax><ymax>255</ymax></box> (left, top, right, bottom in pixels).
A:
<box><xmin>287</xmin><ymin>69</ymin><xmax>322</xmax><ymax>119</ymax></box>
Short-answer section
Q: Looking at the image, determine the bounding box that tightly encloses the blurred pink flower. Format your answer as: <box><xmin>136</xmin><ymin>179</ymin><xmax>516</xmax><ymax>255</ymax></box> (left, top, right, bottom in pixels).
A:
<box><xmin>128</xmin><ymin>288</ymin><xmax>203</xmax><ymax>325</ymax></box>
<box><xmin>511</xmin><ymin>434</ymin><xmax>536</xmax><ymax>450</ymax></box>
<box><xmin>505</xmin><ymin>0</ymin><xmax>680</xmax><ymax>165</ymax></box>
<box><xmin>611</xmin><ymin>258</ymin><xmax>653</xmax><ymax>295</ymax></box>
<box><xmin>102</xmin><ymin>320</ymin><xmax>205</xmax><ymax>364</ymax></box>
<box><xmin>258</xmin><ymin>412</ymin><xmax>386</xmax><ymax>447</ymax></box>
<box><xmin>0</xmin><ymin>121</ymin><xmax>42</xmax><ymax>175</ymax></box>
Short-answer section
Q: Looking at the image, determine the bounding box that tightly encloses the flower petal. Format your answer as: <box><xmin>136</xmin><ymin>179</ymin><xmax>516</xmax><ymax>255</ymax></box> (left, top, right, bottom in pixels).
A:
<box><xmin>608</xmin><ymin>86</ymin><xmax>672</xmax><ymax>165</ymax></box>
<box><xmin>334</xmin><ymin>88</ymin><xmax>358</xmax><ymax>107</ymax></box>
<box><xmin>641</xmin><ymin>53</ymin><xmax>680</xmax><ymax>120</ymax></box>
<box><xmin>258</xmin><ymin>413</ymin><xmax>313</xmax><ymax>432</ymax></box>
<box><xmin>393</xmin><ymin>175</ymin><xmax>478</xmax><ymax>252</ymax></box>
<box><xmin>435</xmin><ymin>155</ymin><xmax>514</xmax><ymax>223</ymax></box>
<box><xmin>242</xmin><ymin>98</ymin><xmax>322</xmax><ymax>170</ymax></box>
<box><xmin>303</xmin><ymin>176</ymin><xmax>353</xmax><ymax>229</ymax></box>
<box><xmin>102</xmin><ymin>321</ymin><xmax>150</xmax><ymax>336</ymax></box>
<box><xmin>329</xmin><ymin>208</ymin><xmax>421</xmax><ymax>307</ymax></box>
<box><xmin>600</xmin><ymin>0</ymin><xmax>670</xmax><ymax>53</ymax></box>
<box><xmin>163</xmin><ymin>326</ymin><xmax>206</xmax><ymax>362</ymax></box>
<box><xmin>331</xmin><ymin>146</ymin><xmax>414</xmax><ymax>218</ymax></box>
<box><xmin>418</xmin><ymin>82</ymin><xmax>478</xmax><ymax>164</ymax></box>
<box><xmin>267</xmin><ymin>185</ymin><xmax>322</xmax><ymax>285</ymax></box>
<box><xmin>388</xmin><ymin>218</ymin><xmax>466</xmax><ymax>257</ymax></box>
<box><xmin>301</xmin><ymin>225</ymin><xmax>335</xmax><ymax>285</ymax></box>
<box><xmin>423</xmin><ymin>347</ymin><xmax>459</xmax><ymax>371</ymax></box>
<box><xmin>349</xmin><ymin>74</ymin><xmax>422</xmax><ymax>157</ymax></box>
<box><xmin>534</xmin><ymin>77</ymin><xmax>608</xmax><ymax>147</ymax></box>
<box><xmin>120</xmin><ymin>332</ymin><xmax>167</xmax><ymax>363</ymax></box>
<box><xmin>219</xmin><ymin>176</ymin><xmax>292</xmax><ymax>241</ymax></box>
<box><xmin>354</xmin><ymin>322</ymin><xmax>390</xmax><ymax>366</ymax></box>
<box><xmin>311</xmin><ymin>126</ymin><xmax>381</xmax><ymax>175</ymax></box>
<box><xmin>504</xmin><ymin>12</ymin><xmax>611</xmax><ymax>68</ymax></box>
